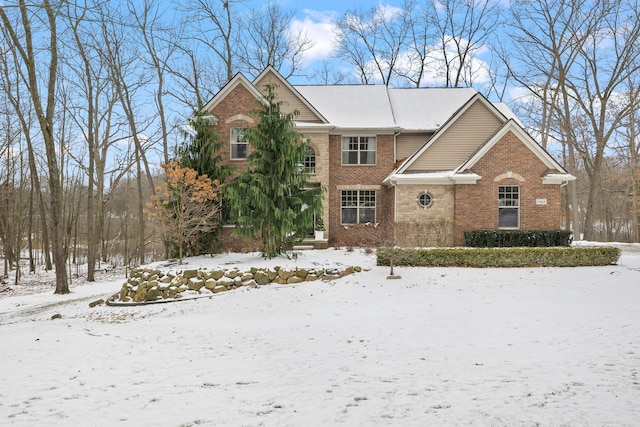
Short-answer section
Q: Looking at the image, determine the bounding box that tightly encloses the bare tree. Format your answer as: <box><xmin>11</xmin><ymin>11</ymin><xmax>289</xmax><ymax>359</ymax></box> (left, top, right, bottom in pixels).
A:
<box><xmin>507</xmin><ymin>0</ymin><xmax>616</xmax><ymax>240</ymax></box>
<box><xmin>0</xmin><ymin>43</ymin><xmax>53</xmax><ymax>273</ymax></box>
<box><xmin>128</xmin><ymin>0</ymin><xmax>178</xmax><ymax>165</ymax></box>
<box><xmin>0</xmin><ymin>0</ymin><xmax>69</xmax><ymax>293</ymax></box>
<box><xmin>184</xmin><ymin>0</ymin><xmax>242</xmax><ymax>87</ymax></box>
<box><xmin>98</xmin><ymin>5</ymin><xmax>160</xmax><ymax>263</ymax></box>
<box><xmin>568</xmin><ymin>1</ymin><xmax>640</xmax><ymax>241</ymax></box>
<box><xmin>425</xmin><ymin>0</ymin><xmax>502</xmax><ymax>88</ymax></box>
<box><xmin>334</xmin><ymin>2</ymin><xmax>414</xmax><ymax>85</ymax></box>
<box><xmin>237</xmin><ymin>1</ymin><xmax>313</xmax><ymax>79</ymax></box>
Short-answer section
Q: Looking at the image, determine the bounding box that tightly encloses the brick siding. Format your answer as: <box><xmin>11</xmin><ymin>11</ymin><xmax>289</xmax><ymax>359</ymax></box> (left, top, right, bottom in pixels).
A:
<box><xmin>328</xmin><ymin>134</ymin><xmax>396</xmax><ymax>246</ymax></box>
<box><xmin>210</xmin><ymin>84</ymin><xmax>261</xmax><ymax>172</ymax></box>
<box><xmin>453</xmin><ymin>131</ymin><xmax>563</xmax><ymax>245</ymax></box>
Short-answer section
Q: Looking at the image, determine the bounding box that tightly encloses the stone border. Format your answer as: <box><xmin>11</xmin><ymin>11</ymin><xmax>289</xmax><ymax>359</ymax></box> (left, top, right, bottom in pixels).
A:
<box><xmin>107</xmin><ymin>265</ymin><xmax>362</xmax><ymax>306</ymax></box>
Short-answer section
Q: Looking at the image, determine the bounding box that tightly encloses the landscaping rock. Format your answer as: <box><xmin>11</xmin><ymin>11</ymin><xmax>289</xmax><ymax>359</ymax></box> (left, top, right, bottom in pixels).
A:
<box><xmin>253</xmin><ymin>271</ymin><xmax>270</xmax><ymax>286</ymax></box>
<box><xmin>114</xmin><ymin>262</ymin><xmax>363</xmax><ymax>304</ymax></box>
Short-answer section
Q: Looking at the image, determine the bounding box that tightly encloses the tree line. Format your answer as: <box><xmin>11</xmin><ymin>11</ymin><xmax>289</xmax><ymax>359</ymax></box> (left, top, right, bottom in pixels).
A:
<box><xmin>1</xmin><ymin>0</ymin><xmax>639</xmax><ymax>293</ymax></box>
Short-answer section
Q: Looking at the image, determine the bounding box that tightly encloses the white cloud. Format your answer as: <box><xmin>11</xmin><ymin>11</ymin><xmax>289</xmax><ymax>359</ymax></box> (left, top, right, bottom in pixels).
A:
<box><xmin>377</xmin><ymin>2</ymin><xmax>404</xmax><ymax>20</ymax></box>
<box><xmin>388</xmin><ymin>40</ymin><xmax>493</xmax><ymax>87</ymax></box>
<box><xmin>290</xmin><ymin>10</ymin><xmax>339</xmax><ymax>66</ymax></box>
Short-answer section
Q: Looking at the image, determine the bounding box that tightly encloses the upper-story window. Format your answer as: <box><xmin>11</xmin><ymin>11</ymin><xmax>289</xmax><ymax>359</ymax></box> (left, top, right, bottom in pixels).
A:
<box><xmin>342</xmin><ymin>136</ymin><xmax>376</xmax><ymax>165</ymax></box>
<box><xmin>303</xmin><ymin>146</ymin><xmax>316</xmax><ymax>174</ymax></box>
<box><xmin>230</xmin><ymin>127</ymin><xmax>248</xmax><ymax>160</ymax></box>
<box><xmin>498</xmin><ymin>185</ymin><xmax>519</xmax><ymax>228</ymax></box>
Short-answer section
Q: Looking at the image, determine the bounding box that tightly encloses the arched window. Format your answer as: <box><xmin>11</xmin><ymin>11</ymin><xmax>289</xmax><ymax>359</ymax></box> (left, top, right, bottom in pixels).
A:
<box><xmin>303</xmin><ymin>146</ymin><xmax>316</xmax><ymax>173</ymax></box>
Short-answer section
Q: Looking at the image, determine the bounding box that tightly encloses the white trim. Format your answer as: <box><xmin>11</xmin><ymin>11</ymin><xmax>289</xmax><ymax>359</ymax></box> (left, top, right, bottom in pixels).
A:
<box><xmin>329</xmin><ymin>127</ymin><xmax>401</xmax><ymax>135</ymax></box>
<box><xmin>230</xmin><ymin>127</ymin><xmax>249</xmax><ymax>160</ymax></box>
<box><xmin>498</xmin><ymin>184</ymin><xmax>520</xmax><ymax>229</ymax></box>
<box><xmin>383</xmin><ymin>171</ymin><xmax>481</xmax><ymax>186</ymax></box>
<box><xmin>254</xmin><ymin>66</ymin><xmax>329</xmax><ymax>123</ymax></box>
<box><xmin>456</xmin><ymin>120</ymin><xmax>570</xmax><ymax>174</ymax></box>
<box><xmin>396</xmin><ymin>94</ymin><xmax>505</xmax><ymax>174</ymax></box>
<box><xmin>542</xmin><ymin>173</ymin><xmax>577</xmax><ymax>184</ymax></box>
<box><xmin>202</xmin><ymin>73</ymin><xmax>266</xmax><ymax>113</ymax></box>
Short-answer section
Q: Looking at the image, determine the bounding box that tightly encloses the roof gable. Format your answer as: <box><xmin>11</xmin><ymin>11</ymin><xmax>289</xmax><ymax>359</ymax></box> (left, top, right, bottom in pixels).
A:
<box><xmin>254</xmin><ymin>66</ymin><xmax>327</xmax><ymax>123</ymax></box>
<box><xmin>456</xmin><ymin>119</ymin><xmax>571</xmax><ymax>176</ymax></box>
<box><xmin>397</xmin><ymin>94</ymin><xmax>507</xmax><ymax>173</ymax></box>
<box><xmin>201</xmin><ymin>73</ymin><xmax>266</xmax><ymax>114</ymax></box>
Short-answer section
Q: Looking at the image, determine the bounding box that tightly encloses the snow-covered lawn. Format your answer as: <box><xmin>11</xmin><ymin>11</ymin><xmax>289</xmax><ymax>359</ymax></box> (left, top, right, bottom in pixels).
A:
<box><xmin>1</xmin><ymin>246</ymin><xmax>639</xmax><ymax>426</ymax></box>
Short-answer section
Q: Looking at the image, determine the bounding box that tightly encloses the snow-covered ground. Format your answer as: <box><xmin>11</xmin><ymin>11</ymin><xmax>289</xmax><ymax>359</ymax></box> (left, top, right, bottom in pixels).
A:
<box><xmin>1</xmin><ymin>245</ymin><xmax>639</xmax><ymax>426</ymax></box>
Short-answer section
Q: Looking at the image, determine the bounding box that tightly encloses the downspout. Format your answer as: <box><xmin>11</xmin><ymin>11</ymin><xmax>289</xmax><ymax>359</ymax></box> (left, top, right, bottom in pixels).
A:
<box><xmin>391</xmin><ymin>179</ymin><xmax>398</xmax><ymax>223</ymax></box>
<box><xmin>392</xmin><ymin>130</ymin><xmax>401</xmax><ymax>223</ymax></box>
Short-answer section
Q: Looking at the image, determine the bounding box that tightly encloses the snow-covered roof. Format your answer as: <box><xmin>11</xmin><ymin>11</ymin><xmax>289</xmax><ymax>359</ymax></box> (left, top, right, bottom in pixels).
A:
<box><xmin>383</xmin><ymin>170</ymin><xmax>481</xmax><ymax>186</ymax></box>
<box><xmin>493</xmin><ymin>102</ymin><xmax>521</xmax><ymax>125</ymax></box>
<box><xmin>387</xmin><ymin>87</ymin><xmax>477</xmax><ymax>131</ymax></box>
<box><xmin>292</xmin><ymin>85</ymin><xmax>516</xmax><ymax>133</ymax></box>
<box><xmin>294</xmin><ymin>85</ymin><xmax>397</xmax><ymax>130</ymax></box>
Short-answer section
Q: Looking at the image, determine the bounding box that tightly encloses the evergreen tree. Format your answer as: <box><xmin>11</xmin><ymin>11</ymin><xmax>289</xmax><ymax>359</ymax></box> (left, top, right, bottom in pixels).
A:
<box><xmin>176</xmin><ymin>113</ymin><xmax>232</xmax><ymax>254</ymax></box>
<box><xmin>226</xmin><ymin>84</ymin><xmax>323</xmax><ymax>258</ymax></box>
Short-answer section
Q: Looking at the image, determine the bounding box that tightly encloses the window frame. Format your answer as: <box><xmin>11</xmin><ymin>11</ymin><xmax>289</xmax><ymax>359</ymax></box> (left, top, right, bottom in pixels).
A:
<box><xmin>303</xmin><ymin>145</ymin><xmax>316</xmax><ymax>174</ymax></box>
<box><xmin>341</xmin><ymin>190</ymin><xmax>376</xmax><ymax>225</ymax></box>
<box><xmin>341</xmin><ymin>136</ymin><xmax>376</xmax><ymax>165</ymax></box>
<box><xmin>498</xmin><ymin>185</ymin><xmax>520</xmax><ymax>229</ymax></box>
<box><xmin>417</xmin><ymin>192</ymin><xmax>434</xmax><ymax>209</ymax></box>
<box><xmin>230</xmin><ymin>127</ymin><xmax>249</xmax><ymax>160</ymax></box>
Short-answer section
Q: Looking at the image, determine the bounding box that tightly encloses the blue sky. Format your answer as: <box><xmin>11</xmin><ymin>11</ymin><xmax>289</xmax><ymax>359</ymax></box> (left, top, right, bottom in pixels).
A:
<box><xmin>244</xmin><ymin>0</ymin><xmax>407</xmax><ymax>71</ymax></box>
<box><xmin>235</xmin><ymin>0</ymin><xmax>504</xmax><ymax>95</ymax></box>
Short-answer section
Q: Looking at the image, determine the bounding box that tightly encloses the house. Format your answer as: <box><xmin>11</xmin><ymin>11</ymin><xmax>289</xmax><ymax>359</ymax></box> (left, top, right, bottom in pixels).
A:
<box><xmin>201</xmin><ymin>66</ymin><xmax>575</xmax><ymax>248</ymax></box>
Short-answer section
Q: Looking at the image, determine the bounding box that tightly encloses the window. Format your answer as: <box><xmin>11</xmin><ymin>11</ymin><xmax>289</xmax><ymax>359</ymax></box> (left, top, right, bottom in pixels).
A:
<box><xmin>417</xmin><ymin>192</ymin><xmax>433</xmax><ymax>208</ymax></box>
<box><xmin>230</xmin><ymin>128</ymin><xmax>248</xmax><ymax>159</ymax></box>
<box><xmin>341</xmin><ymin>190</ymin><xmax>376</xmax><ymax>224</ymax></box>
<box><xmin>303</xmin><ymin>146</ymin><xmax>316</xmax><ymax>173</ymax></box>
<box><xmin>342</xmin><ymin>136</ymin><xmax>376</xmax><ymax>165</ymax></box>
<box><xmin>498</xmin><ymin>186</ymin><xmax>519</xmax><ymax>228</ymax></box>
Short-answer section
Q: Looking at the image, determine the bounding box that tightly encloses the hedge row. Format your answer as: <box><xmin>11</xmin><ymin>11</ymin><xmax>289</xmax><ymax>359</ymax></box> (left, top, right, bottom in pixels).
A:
<box><xmin>464</xmin><ymin>230</ymin><xmax>573</xmax><ymax>247</ymax></box>
<box><xmin>376</xmin><ymin>246</ymin><xmax>621</xmax><ymax>268</ymax></box>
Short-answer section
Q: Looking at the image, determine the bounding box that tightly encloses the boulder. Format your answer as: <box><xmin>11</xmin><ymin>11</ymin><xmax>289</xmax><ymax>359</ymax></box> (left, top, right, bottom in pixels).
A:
<box><xmin>187</xmin><ymin>278</ymin><xmax>204</xmax><ymax>291</ymax></box>
<box><xmin>145</xmin><ymin>287</ymin><xmax>162</xmax><ymax>301</ymax></box>
<box><xmin>204</xmin><ymin>278</ymin><xmax>217</xmax><ymax>290</ymax></box>
<box><xmin>341</xmin><ymin>266</ymin><xmax>355</xmax><ymax>277</ymax></box>
<box><xmin>211</xmin><ymin>269</ymin><xmax>225</xmax><ymax>280</ymax></box>
<box><xmin>277</xmin><ymin>268</ymin><xmax>295</xmax><ymax>280</ymax></box>
<box><xmin>253</xmin><ymin>271</ymin><xmax>270</xmax><ymax>286</ymax></box>
<box><xmin>183</xmin><ymin>269</ymin><xmax>198</xmax><ymax>279</ymax></box>
<box><xmin>213</xmin><ymin>284</ymin><xmax>227</xmax><ymax>293</ymax></box>
<box><xmin>243</xmin><ymin>279</ymin><xmax>259</xmax><ymax>288</ymax></box>
<box><xmin>267</xmin><ymin>268</ymin><xmax>278</xmax><ymax>281</ymax></box>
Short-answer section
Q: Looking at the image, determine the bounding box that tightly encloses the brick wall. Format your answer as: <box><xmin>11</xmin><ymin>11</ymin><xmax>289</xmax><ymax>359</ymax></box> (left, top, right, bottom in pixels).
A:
<box><xmin>303</xmin><ymin>133</ymin><xmax>330</xmax><ymax>237</ymax></box>
<box><xmin>453</xmin><ymin>131</ymin><xmax>563</xmax><ymax>245</ymax></box>
<box><xmin>328</xmin><ymin>134</ymin><xmax>396</xmax><ymax>245</ymax></box>
<box><xmin>210</xmin><ymin>84</ymin><xmax>260</xmax><ymax>172</ymax></box>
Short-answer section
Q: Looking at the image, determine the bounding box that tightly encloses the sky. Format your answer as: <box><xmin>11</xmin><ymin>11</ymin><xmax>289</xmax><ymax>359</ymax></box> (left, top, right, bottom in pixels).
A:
<box><xmin>245</xmin><ymin>0</ymin><xmax>410</xmax><ymax>80</ymax></box>
<box><xmin>236</xmin><ymin>0</ymin><xmax>505</xmax><ymax>98</ymax></box>
<box><xmin>287</xmin><ymin>1</ymin><xmax>405</xmax><ymax>65</ymax></box>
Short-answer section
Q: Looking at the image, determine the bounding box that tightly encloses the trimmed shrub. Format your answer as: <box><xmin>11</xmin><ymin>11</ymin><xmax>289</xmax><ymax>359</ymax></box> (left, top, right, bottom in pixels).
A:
<box><xmin>376</xmin><ymin>246</ymin><xmax>620</xmax><ymax>268</ymax></box>
<box><xmin>464</xmin><ymin>230</ymin><xmax>573</xmax><ymax>247</ymax></box>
